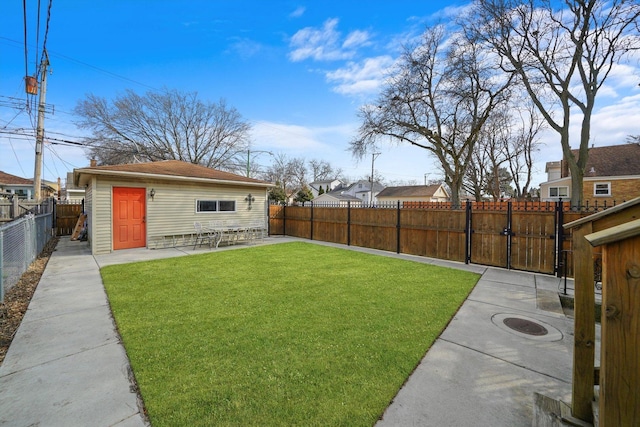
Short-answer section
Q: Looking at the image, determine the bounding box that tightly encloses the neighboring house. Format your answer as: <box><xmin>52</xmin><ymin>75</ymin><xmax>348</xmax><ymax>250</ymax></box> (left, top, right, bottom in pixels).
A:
<box><xmin>73</xmin><ymin>160</ymin><xmax>273</xmax><ymax>255</ymax></box>
<box><xmin>376</xmin><ymin>184</ymin><xmax>450</xmax><ymax>204</ymax></box>
<box><xmin>309</xmin><ymin>179</ymin><xmax>343</xmax><ymax>198</ymax></box>
<box><xmin>326</xmin><ymin>180</ymin><xmax>384</xmax><ymax>204</ymax></box>
<box><xmin>312</xmin><ymin>192</ymin><xmax>362</xmax><ymax>207</ymax></box>
<box><xmin>0</xmin><ymin>171</ymin><xmax>56</xmax><ymax>200</ymax></box>
<box><xmin>64</xmin><ymin>171</ymin><xmax>86</xmax><ymax>202</ymax></box>
<box><xmin>539</xmin><ymin>143</ymin><xmax>640</xmax><ymax>204</ymax></box>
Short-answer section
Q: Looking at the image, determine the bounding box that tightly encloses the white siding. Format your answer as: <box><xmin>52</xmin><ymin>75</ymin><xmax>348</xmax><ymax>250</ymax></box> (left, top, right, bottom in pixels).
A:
<box><xmin>94</xmin><ymin>178</ymin><xmax>121</xmax><ymax>254</ymax></box>
<box><xmin>146</xmin><ymin>181</ymin><xmax>268</xmax><ymax>238</ymax></box>
<box><xmin>90</xmin><ymin>176</ymin><xmax>269</xmax><ymax>254</ymax></box>
<box><xmin>85</xmin><ymin>178</ymin><xmax>94</xmax><ymax>253</ymax></box>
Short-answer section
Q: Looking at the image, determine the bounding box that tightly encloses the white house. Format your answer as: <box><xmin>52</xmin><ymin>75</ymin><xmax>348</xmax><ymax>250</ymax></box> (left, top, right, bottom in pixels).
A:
<box><xmin>376</xmin><ymin>184</ymin><xmax>450</xmax><ymax>205</ymax></box>
<box><xmin>73</xmin><ymin>160</ymin><xmax>273</xmax><ymax>254</ymax></box>
<box><xmin>327</xmin><ymin>180</ymin><xmax>384</xmax><ymax>204</ymax></box>
<box><xmin>309</xmin><ymin>179</ymin><xmax>343</xmax><ymax>198</ymax></box>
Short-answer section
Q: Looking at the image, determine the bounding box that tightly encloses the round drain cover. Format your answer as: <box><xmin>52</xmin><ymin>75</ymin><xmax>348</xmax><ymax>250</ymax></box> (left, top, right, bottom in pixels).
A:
<box><xmin>491</xmin><ymin>313</ymin><xmax>563</xmax><ymax>342</ymax></box>
<box><xmin>503</xmin><ymin>317</ymin><xmax>548</xmax><ymax>336</ymax></box>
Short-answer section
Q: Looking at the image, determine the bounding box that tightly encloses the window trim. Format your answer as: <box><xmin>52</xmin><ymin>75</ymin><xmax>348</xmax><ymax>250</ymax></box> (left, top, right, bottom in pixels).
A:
<box><xmin>593</xmin><ymin>182</ymin><xmax>611</xmax><ymax>197</ymax></box>
<box><xmin>195</xmin><ymin>199</ymin><xmax>237</xmax><ymax>213</ymax></box>
<box><xmin>549</xmin><ymin>186</ymin><xmax>568</xmax><ymax>198</ymax></box>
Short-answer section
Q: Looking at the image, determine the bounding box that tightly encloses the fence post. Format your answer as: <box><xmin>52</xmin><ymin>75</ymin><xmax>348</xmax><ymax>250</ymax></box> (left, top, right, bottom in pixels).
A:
<box><xmin>283</xmin><ymin>205</ymin><xmax>286</xmax><ymax>236</ymax></box>
<box><xmin>0</xmin><ymin>230</ymin><xmax>4</xmax><ymax>302</ymax></box>
<box><xmin>465</xmin><ymin>200</ymin><xmax>472</xmax><ymax>264</ymax></box>
<box><xmin>396</xmin><ymin>200</ymin><xmax>401</xmax><ymax>254</ymax></box>
<box><xmin>506</xmin><ymin>201</ymin><xmax>513</xmax><ymax>269</ymax></box>
<box><xmin>310</xmin><ymin>201</ymin><xmax>314</xmax><ymax>240</ymax></box>
<box><xmin>347</xmin><ymin>201</ymin><xmax>351</xmax><ymax>246</ymax></box>
<box><xmin>53</xmin><ymin>199</ymin><xmax>57</xmax><ymax>233</ymax></box>
<box><xmin>555</xmin><ymin>199</ymin><xmax>564</xmax><ymax>277</ymax></box>
<box><xmin>11</xmin><ymin>195</ymin><xmax>18</xmax><ymax>219</ymax></box>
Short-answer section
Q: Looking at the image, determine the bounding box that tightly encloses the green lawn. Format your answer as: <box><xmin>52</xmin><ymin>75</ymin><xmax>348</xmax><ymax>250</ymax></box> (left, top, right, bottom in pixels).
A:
<box><xmin>102</xmin><ymin>242</ymin><xmax>479</xmax><ymax>426</ymax></box>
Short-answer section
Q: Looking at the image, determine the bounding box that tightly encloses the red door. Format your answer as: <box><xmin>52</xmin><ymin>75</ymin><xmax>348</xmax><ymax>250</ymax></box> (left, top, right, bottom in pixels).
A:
<box><xmin>113</xmin><ymin>187</ymin><xmax>146</xmax><ymax>250</ymax></box>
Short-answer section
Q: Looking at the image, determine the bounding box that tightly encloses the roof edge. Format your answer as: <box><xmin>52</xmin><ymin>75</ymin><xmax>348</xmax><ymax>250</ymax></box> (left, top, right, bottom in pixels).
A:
<box><xmin>74</xmin><ymin>168</ymin><xmax>274</xmax><ymax>188</ymax></box>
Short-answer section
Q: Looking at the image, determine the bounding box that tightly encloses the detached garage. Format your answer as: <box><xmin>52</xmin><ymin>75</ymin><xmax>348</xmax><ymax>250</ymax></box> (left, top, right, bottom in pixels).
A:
<box><xmin>73</xmin><ymin>160</ymin><xmax>273</xmax><ymax>255</ymax></box>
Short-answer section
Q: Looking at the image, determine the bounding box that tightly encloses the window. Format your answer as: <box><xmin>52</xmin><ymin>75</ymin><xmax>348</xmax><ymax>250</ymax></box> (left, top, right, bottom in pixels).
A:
<box><xmin>549</xmin><ymin>186</ymin><xmax>568</xmax><ymax>198</ymax></box>
<box><xmin>594</xmin><ymin>182</ymin><xmax>611</xmax><ymax>196</ymax></box>
<box><xmin>196</xmin><ymin>200</ymin><xmax>236</xmax><ymax>213</ymax></box>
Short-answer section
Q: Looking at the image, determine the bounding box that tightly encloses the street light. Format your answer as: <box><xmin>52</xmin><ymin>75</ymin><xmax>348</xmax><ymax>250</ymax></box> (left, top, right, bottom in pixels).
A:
<box><xmin>246</xmin><ymin>149</ymin><xmax>274</xmax><ymax>178</ymax></box>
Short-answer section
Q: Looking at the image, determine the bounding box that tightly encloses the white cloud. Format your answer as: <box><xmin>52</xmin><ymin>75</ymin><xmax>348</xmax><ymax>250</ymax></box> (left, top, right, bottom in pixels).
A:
<box><xmin>289</xmin><ymin>6</ymin><xmax>305</xmax><ymax>18</ymax></box>
<box><xmin>342</xmin><ymin>30</ymin><xmax>371</xmax><ymax>49</ymax></box>
<box><xmin>288</xmin><ymin>18</ymin><xmax>370</xmax><ymax>62</ymax></box>
<box><xmin>250</xmin><ymin>121</ymin><xmax>329</xmax><ymax>151</ymax></box>
<box><xmin>325</xmin><ymin>56</ymin><xmax>394</xmax><ymax>96</ymax></box>
<box><xmin>597</xmin><ymin>63</ymin><xmax>640</xmax><ymax>99</ymax></box>
<box><xmin>227</xmin><ymin>37</ymin><xmax>263</xmax><ymax>59</ymax></box>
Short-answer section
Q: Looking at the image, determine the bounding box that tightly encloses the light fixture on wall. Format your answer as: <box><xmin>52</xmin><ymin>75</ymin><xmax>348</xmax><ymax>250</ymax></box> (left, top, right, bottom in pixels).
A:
<box><xmin>149</xmin><ymin>188</ymin><xmax>156</xmax><ymax>200</ymax></box>
<box><xmin>245</xmin><ymin>193</ymin><xmax>255</xmax><ymax>210</ymax></box>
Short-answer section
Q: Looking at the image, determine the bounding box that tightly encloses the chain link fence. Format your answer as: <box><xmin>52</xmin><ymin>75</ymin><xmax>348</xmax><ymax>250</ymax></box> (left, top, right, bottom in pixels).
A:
<box><xmin>0</xmin><ymin>213</ymin><xmax>54</xmax><ymax>302</ymax></box>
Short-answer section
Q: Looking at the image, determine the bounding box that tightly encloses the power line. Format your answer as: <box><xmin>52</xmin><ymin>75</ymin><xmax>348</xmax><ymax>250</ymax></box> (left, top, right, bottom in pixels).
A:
<box><xmin>35</xmin><ymin>0</ymin><xmax>41</xmax><ymax>73</ymax></box>
<box><xmin>1</xmin><ymin>36</ymin><xmax>161</xmax><ymax>92</ymax></box>
<box><xmin>22</xmin><ymin>0</ymin><xmax>29</xmax><ymax>79</ymax></box>
<box><xmin>7</xmin><ymin>136</ymin><xmax>28</xmax><ymax>176</ymax></box>
<box><xmin>39</xmin><ymin>0</ymin><xmax>53</xmax><ymax>70</ymax></box>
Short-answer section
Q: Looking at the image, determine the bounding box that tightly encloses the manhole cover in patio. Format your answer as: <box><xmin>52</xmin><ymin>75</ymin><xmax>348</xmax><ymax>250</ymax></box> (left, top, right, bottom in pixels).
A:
<box><xmin>491</xmin><ymin>313</ymin><xmax>563</xmax><ymax>342</ymax></box>
<box><xmin>503</xmin><ymin>317</ymin><xmax>548</xmax><ymax>336</ymax></box>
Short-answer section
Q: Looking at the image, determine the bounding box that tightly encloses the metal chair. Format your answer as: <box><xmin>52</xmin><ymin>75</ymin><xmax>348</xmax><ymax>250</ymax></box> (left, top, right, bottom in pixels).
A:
<box><xmin>193</xmin><ymin>222</ymin><xmax>216</xmax><ymax>249</ymax></box>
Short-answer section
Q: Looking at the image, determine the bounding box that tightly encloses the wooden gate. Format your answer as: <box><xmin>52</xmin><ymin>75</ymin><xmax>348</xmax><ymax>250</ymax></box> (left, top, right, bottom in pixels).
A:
<box><xmin>55</xmin><ymin>202</ymin><xmax>83</xmax><ymax>235</ymax></box>
<box><xmin>470</xmin><ymin>208</ymin><xmax>508</xmax><ymax>268</ymax></box>
<box><xmin>511</xmin><ymin>210</ymin><xmax>556</xmax><ymax>274</ymax></box>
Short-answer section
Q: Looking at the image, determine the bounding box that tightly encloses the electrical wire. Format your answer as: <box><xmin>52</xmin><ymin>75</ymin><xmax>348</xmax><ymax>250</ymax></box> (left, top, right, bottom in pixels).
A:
<box><xmin>35</xmin><ymin>0</ymin><xmax>41</xmax><ymax>76</ymax></box>
<box><xmin>22</xmin><ymin>0</ymin><xmax>29</xmax><ymax>79</ymax></box>
<box><xmin>40</xmin><ymin>0</ymin><xmax>53</xmax><ymax>67</ymax></box>
<box><xmin>1</xmin><ymin>36</ymin><xmax>160</xmax><ymax>93</ymax></box>
<box><xmin>7</xmin><ymin>136</ymin><xmax>28</xmax><ymax>177</ymax></box>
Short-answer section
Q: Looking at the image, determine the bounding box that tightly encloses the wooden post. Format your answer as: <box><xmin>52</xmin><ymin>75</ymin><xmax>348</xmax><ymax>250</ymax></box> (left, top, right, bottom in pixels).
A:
<box><xmin>571</xmin><ymin>222</ymin><xmax>596</xmax><ymax>422</ymax></box>
<box><xmin>310</xmin><ymin>202</ymin><xmax>313</xmax><ymax>241</ymax></box>
<box><xmin>585</xmin><ymin>220</ymin><xmax>640</xmax><ymax>427</ymax></box>
<box><xmin>347</xmin><ymin>201</ymin><xmax>351</xmax><ymax>246</ymax></box>
<box><xmin>396</xmin><ymin>200</ymin><xmax>401</xmax><ymax>254</ymax></box>
<box><xmin>564</xmin><ymin>198</ymin><xmax>640</xmax><ymax>423</ymax></box>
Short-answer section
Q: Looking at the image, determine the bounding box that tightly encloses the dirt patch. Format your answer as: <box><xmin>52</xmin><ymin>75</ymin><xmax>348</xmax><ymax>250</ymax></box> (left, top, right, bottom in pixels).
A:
<box><xmin>0</xmin><ymin>236</ymin><xmax>59</xmax><ymax>365</ymax></box>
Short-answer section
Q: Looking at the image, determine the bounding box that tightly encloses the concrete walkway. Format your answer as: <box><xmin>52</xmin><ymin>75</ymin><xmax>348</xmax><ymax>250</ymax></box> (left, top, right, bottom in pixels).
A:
<box><xmin>0</xmin><ymin>236</ymin><xmax>598</xmax><ymax>426</ymax></box>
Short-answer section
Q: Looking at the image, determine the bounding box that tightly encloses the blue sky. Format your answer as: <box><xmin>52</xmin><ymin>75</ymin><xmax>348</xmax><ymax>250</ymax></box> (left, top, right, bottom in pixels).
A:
<box><xmin>1</xmin><ymin>1</ymin><xmax>639</xmax><ymax>189</ymax></box>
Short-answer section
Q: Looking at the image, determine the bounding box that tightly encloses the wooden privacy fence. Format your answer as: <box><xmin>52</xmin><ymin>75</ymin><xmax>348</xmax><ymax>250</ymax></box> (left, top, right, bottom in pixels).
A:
<box><xmin>269</xmin><ymin>201</ymin><xmax>598</xmax><ymax>276</ymax></box>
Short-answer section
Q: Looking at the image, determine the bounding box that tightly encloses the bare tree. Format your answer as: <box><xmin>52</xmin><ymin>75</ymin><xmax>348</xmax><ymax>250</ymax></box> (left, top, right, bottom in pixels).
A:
<box><xmin>504</xmin><ymin>101</ymin><xmax>544</xmax><ymax>199</ymax></box>
<box><xmin>465</xmin><ymin>109</ymin><xmax>512</xmax><ymax>201</ymax></box>
<box><xmin>308</xmin><ymin>159</ymin><xmax>343</xmax><ymax>181</ymax></box>
<box><xmin>471</xmin><ymin>0</ymin><xmax>640</xmax><ymax>207</ymax></box>
<box><xmin>465</xmin><ymin>100</ymin><xmax>543</xmax><ymax>200</ymax></box>
<box><xmin>350</xmin><ymin>25</ymin><xmax>514</xmax><ymax>206</ymax></box>
<box><xmin>263</xmin><ymin>153</ymin><xmax>308</xmax><ymax>201</ymax></box>
<box><xmin>627</xmin><ymin>134</ymin><xmax>640</xmax><ymax>144</ymax></box>
<box><xmin>74</xmin><ymin>89</ymin><xmax>251</xmax><ymax>172</ymax></box>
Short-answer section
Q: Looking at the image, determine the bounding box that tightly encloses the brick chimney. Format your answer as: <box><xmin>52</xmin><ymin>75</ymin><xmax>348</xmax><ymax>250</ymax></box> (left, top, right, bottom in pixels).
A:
<box><xmin>90</xmin><ymin>159</ymin><xmax>97</xmax><ymax>167</ymax></box>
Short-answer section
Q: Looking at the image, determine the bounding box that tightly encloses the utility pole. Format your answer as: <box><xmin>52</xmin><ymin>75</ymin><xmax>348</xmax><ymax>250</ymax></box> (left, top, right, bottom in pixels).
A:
<box><xmin>370</xmin><ymin>152</ymin><xmax>380</xmax><ymax>204</ymax></box>
<box><xmin>33</xmin><ymin>50</ymin><xmax>50</xmax><ymax>202</ymax></box>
